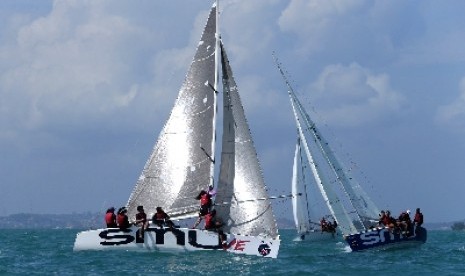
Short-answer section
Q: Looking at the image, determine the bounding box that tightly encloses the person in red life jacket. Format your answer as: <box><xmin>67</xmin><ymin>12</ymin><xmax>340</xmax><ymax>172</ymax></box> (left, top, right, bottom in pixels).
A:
<box><xmin>135</xmin><ymin>205</ymin><xmax>149</xmax><ymax>239</ymax></box>
<box><xmin>383</xmin><ymin>210</ymin><xmax>396</xmax><ymax>228</ymax></box>
<box><xmin>204</xmin><ymin>209</ymin><xmax>222</xmax><ymax>230</ymax></box>
<box><xmin>117</xmin><ymin>207</ymin><xmax>130</xmax><ymax>229</ymax></box>
<box><xmin>105</xmin><ymin>207</ymin><xmax>117</xmax><ymax>228</ymax></box>
<box><xmin>152</xmin><ymin>206</ymin><xmax>174</xmax><ymax>229</ymax></box>
<box><xmin>192</xmin><ymin>190</ymin><xmax>212</xmax><ymax>229</ymax></box>
<box><xmin>413</xmin><ymin>208</ymin><xmax>424</xmax><ymax>234</ymax></box>
<box><xmin>204</xmin><ymin>209</ymin><xmax>225</xmax><ymax>245</ymax></box>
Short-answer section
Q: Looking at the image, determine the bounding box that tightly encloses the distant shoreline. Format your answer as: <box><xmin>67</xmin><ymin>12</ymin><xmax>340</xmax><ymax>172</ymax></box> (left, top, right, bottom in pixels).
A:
<box><xmin>0</xmin><ymin>213</ymin><xmax>462</xmax><ymax>230</ymax></box>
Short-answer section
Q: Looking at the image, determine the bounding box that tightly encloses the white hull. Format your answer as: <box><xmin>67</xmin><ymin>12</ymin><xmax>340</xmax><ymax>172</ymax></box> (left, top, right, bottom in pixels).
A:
<box><xmin>296</xmin><ymin>230</ymin><xmax>340</xmax><ymax>242</ymax></box>
<box><xmin>74</xmin><ymin>226</ymin><xmax>280</xmax><ymax>258</ymax></box>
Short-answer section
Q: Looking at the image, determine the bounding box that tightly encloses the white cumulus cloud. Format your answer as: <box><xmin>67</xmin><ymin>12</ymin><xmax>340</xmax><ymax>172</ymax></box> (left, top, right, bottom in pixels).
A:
<box><xmin>306</xmin><ymin>63</ymin><xmax>406</xmax><ymax>126</ymax></box>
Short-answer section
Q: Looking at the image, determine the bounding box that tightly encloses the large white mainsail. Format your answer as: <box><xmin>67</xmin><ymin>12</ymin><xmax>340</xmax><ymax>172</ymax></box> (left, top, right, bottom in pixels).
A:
<box><xmin>126</xmin><ymin>5</ymin><xmax>218</xmax><ymax>220</ymax></box>
<box><xmin>215</xmin><ymin>43</ymin><xmax>279</xmax><ymax>239</ymax></box>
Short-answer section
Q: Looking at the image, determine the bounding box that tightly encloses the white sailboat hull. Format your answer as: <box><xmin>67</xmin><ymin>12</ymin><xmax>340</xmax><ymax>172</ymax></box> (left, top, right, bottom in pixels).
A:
<box><xmin>74</xmin><ymin>226</ymin><xmax>280</xmax><ymax>258</ymax></box>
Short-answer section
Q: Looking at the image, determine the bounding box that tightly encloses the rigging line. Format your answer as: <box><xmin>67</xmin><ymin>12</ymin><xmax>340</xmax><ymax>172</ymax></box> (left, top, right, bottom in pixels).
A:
<box><xmin>214</xmin><ymin>193</ymin><xmax>302</xmax><ymax>206</ymax></box>
<box><xmin>204</xmin><ymin>80</ymin><xmax>218</xmax><ymax>94</ymax></box>
<box><xmin>200</xmin><ymin>146</ymin><xmax>215</xmax><ymax>164</ymax></box>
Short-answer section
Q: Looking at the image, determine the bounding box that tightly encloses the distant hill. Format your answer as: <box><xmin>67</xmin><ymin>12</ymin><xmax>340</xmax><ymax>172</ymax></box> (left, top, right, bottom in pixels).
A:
<box><xmin>0</xmin><ymin>213</ymin><xmax>462</xmax><ymax>230</ymax></box>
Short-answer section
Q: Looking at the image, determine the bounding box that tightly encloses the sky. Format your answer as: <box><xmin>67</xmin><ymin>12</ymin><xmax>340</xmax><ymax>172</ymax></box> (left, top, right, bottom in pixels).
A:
<box><xmin>1</xmin><ymin>0</ymin><xmax>465</xmax><ymax>223</ymax></box>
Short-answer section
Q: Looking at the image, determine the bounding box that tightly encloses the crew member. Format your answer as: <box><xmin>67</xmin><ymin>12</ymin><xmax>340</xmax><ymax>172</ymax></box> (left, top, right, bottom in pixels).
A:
<box><xmin>135</xmin><ymin>205</ymin><xmax>148</xmax><ymax>239</ymax></box>
<box><xmin>152</xmin><ymin>206</ymin><xmax>174</xmax><ymax>229</ymax></box>
<box><xmin>192</xmin><ymin>190</ymin><xmax>212</xmax><ymax>229</ymax></box>
<box><xmin>105</xmin><ymin>207</ymin><xmax>117</xmax><ymax>228</ymax></box>
<box><xmin>117</xmin><ymin>207</ymin><xmax>130</xmax><ymax>229</ymax></box>
<box><xmin>413</xmin><ymin>208</ymin><xmax>424</xmax><ymax>234</ymax></box>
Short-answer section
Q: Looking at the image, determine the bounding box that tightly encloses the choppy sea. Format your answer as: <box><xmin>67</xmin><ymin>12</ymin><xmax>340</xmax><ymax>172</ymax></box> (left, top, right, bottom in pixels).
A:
<box><xmin>0</xmin><ymin>229</ymin><xmax>464</xmax><ymax>275</ymax></box>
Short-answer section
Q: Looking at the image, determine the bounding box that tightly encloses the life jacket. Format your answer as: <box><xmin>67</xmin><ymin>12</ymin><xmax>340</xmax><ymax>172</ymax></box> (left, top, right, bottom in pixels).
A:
<box><xmin>155</xmin><ymin>212</ymin><xmax>166</xmax><ymax>220</ymax></box>
<box><xmin>117</xmin><ymin>214</ymin><xmax>129</xmax><ymax>228</ymax></box>
<box><xmin>200</xmin><ymin>194</ymin><xmax>210</xmax><ymax>206</ymax></box>
<box><xmin>205</xmin><ymin>213</ymin><xmax>213</xmax><ymax>228</ymax></box>
<box><xmin>382</xmin><ymin>216</ymin><xmax>391</xmax><ymax>226</ymax></box>
<box><xmin>105</xmin><ymin>212</ymin><xmax>116</xmax><ymax>226</ymax></box>
<box><xmin>414</xmin><ymin>213</ymin><xmax>423</xmax><ymax>224</ymax></box>
<box><xmin>136</xmin><ymin>212</ymin><xmax>147</xmax><ymax>223</ymax></box>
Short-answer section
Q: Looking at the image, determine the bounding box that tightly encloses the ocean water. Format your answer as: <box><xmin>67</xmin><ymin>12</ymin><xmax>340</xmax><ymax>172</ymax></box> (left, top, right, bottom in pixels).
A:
<box><xmin>0</xmin><ymin>229</ymin><xmax>464</xmax><ymax>275</ymax></box>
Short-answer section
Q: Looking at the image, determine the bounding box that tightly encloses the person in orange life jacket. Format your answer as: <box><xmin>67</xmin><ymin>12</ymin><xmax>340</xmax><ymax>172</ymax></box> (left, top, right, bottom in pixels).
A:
<box><xmin>117</xmin><ymin>207</ymin><xmax>131</xmax><ymax>229</ymax></box>
<box><xmin>105</xmin><ymin>207</ymin><xmax>117</xmax><ymax>228</ymax></box>
<box><xmin>192</xmin><ymin>190</ymin><xmax>212</xmax><ymax>229</ymax></box>
<box><xmin>383</xmin><ymin>210</ymin><xmax>396</xmax><ymax>228</ymax></box>
<box><xmin>204</xmin><ymin>209</ymin><xmax>225</xmax><ymax>244</ymax></box>
<box><xmin>135</xmin><ymin>205</ymin><xmax>149</xmax><ymax>239</ymax></box>
<box><xmin>413</xmin><ymin>208</ymin><xmax>424</xmax><ymax>234</ymax></box>
<box><xmin>152</xmin><ymin>207</ymin><xmax>174</xmax><ymax>229</ymax></box>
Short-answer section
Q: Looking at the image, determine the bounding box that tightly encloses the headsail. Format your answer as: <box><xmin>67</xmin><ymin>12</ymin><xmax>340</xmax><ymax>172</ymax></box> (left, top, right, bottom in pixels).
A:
<box><xmin>215</xmin><ymin>43</ymin><xmax>279</xmax><ymax>238</ymax></box>
<box><xmin>292</xmin><ymin>137</ymin><xmax>312</xmax><ymax>234</ymax></box>
<box><xmin>126</xmin><ymin>5</ymin><xmax>218</xmax><ymax>219</ymax></box>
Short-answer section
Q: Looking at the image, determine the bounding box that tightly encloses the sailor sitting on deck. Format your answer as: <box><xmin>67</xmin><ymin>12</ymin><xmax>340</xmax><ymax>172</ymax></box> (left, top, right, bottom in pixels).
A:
<box><xmin>105</xmin><ymin>207</ymin><xmax>117</xmax><ymax>228</ymax></box>
<box><xmin>116</xmin><ymin>207</ymin><xmax>131</xmax><ymax>229</ymax></box>
<box><xmin>135</xmin><ymin>206</ymin><xmax>149</xmax><ymax>239</ymax></box>
<box><xmin>152</xmin><ymin>206</ymin><xmax>174</xmax><ymax>229</ymax></box>
<box><xmin>397</xmin><ymin>210</ymin><xmax>412</xmax><ymax>235</ymax></box>
<box><xmin>379</xmin><ymin>210</ymin><xmax>396</xmax><ymax>228</ymax></box>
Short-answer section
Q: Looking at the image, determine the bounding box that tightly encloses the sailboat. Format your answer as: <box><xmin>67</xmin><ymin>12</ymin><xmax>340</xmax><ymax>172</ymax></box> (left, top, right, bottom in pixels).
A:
<box><xmin>291</xmin><ymin>136</ymin><xmax>339</xmax><ymax>241</ymax></box>
<box><xmin>275</xmin><ymin>58</ymin><xmax>427</xmax><ymax>251</ymax></box>
<box><xmin>73</xmin><ymin>2</ymin><xmax>280</xmax><ymax>258</ymax></box>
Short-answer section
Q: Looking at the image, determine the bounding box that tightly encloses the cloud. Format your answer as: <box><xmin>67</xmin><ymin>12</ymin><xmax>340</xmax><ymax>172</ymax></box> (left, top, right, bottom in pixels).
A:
<box><xmin>278</xmin><ymin>0</ymin><xmax>368</xmax><ymax>54</ymax></box>
<box><xmin>435</xmin><ymin>77</ymin><xmax>465</xmax><ymax>128</ymax></box>
<box><xmin>0</xmin><ymin>1</ymin><xmax>151</xmax><ymax>131</ymax></box>
<box><xmin>305</xmin><ymin>63</ymin><xmax>406</xmax><ymax>126</ymax></box>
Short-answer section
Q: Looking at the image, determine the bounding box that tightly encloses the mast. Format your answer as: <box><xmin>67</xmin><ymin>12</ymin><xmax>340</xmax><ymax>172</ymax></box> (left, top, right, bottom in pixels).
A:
<box><xmin>209</xmin><ymin>0</ymin><xmax>220</xmax><ymax>189</ymax></box>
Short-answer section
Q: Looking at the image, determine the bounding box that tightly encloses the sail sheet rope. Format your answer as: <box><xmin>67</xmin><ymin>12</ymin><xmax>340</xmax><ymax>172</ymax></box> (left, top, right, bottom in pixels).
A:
<box><xmin>213</xmin><ymin>193</ymin><xmax>302</xmax><ymax>206</ymax></box>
